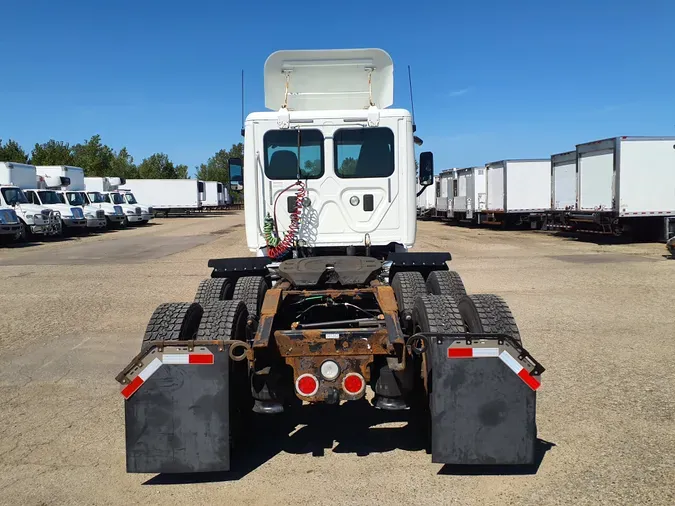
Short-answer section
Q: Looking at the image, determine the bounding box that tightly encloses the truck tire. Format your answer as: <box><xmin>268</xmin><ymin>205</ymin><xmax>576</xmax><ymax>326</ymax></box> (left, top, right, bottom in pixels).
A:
<box><xmin>457</xmin><ymin>294</ymin><xmax>521</xmax><ymax>345</ymax></box>
<box><xmin>391</xmin><ymin>271</ymin><xmax>427</xmax><ymax>326</ymax></box>
<box><xmin>412</xmin><ymin>294</ymin><xmax>465</xmax><ymax>335</ymax></box>
<box><xmin>196</xmin><ymin>300</ymin><xmax>248</xmax><ymax>341</ymax></box>
<box><xmin>194</xmin><ymin>278</ymin><xmax>233</xmax><ymax>305</ymax></box>
<box><xmin>232</xmin><ymin>276</ymin><xmax>269</xmax><ymax>320</ymax></box>
<box><xmin>141</xmin><ymin>302</ymin><xmax>203</xmax><ymax>353</ymax></box>
<box><xmin>425</xmin><ymin>270</ymin><xmax>467</xmax><ymax>301</ymax></box>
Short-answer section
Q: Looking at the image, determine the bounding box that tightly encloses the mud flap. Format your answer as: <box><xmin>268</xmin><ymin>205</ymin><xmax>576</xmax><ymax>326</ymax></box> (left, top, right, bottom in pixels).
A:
<box><xmin>429</xmin><ymin>336</ymin><xmax>537</xmax><ymax>465</ymax></box>
<box><xmin>123</xmin><ymin>346</ymin><xmax>231</xmax><ymax>473</ymax></box>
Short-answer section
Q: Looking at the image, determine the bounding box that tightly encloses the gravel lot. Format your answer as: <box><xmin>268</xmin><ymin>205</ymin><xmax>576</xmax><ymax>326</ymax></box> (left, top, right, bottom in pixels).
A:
<box><xmin>0</xmin><ymin>213</ymin><xmax>673</xmax><ymax>506</ymax></box>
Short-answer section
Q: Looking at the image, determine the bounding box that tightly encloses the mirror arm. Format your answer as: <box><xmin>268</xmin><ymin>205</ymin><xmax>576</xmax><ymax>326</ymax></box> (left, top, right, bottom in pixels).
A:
<box><xmin>416</xmin><ymin>186</ymin><xmax>429</xmax><ymax>198</ymax></box>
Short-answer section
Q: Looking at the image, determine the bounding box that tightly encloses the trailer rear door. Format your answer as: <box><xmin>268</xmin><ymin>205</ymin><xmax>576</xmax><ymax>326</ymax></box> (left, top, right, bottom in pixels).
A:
<box><xmin>618</xmin><ymin>138</ymin><xmax>675</xmax><ymax>216</ymax></box>
<box><xmin>486</xmin><ymin>164</ymin><xmax>504</xmax><ymax>211</ymax></box>
<box><xmin>579</xmin><ymin>149</ymin><xmax>614</xmax><ymax>211</ymax></box>
<box><xmin>553</xmin><ymin>159</ymin><xmax>576</xmax><ymax>210</ymax></box>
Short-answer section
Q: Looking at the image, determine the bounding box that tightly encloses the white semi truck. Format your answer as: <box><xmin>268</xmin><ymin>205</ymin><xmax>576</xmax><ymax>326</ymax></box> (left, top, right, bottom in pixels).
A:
<box><xmin>121</xmin><ymin>179</ymin><xmax>203</xmax><ymax>216</ymax></box>
<box><xmin>84</xmin><ymin>177</ymin><xmax>144</xmax><ymax>226</ymax></box>
<box><xmin>36</xmin><ymin>166</ymin><xmax>107</xmax><ymax>229</ymax></box>
<box><xmin>116</xmin><ymin>48</ymin><xmax>545</xmax><ymax>475</ymax></box>
<box><xmin>0</xmin><ymin>162</ymin><xmax>62</xmax><ymax>239</ymax></box>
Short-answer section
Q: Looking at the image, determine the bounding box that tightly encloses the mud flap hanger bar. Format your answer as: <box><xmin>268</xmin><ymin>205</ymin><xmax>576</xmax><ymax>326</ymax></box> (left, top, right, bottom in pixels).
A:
<box><xmin>115</xmin><ymin>340</ymin><xmax>251</xmax><ymax>390</ymax></box>
<box><xmin>408</xmin><ymin>332</ymin><xmax>545</xmax><ymax>389</ymax></box>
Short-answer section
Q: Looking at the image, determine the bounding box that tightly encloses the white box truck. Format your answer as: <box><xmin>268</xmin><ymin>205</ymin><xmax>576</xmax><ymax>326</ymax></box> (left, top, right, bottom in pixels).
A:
<box><xmin>0</xmin><ymin>162</ymin><xmax>62</xmax><ymax>239</ymax></box>
<box><xmin>84</xmin><ymin>177</ymin><xmax>144</xmax><ymax>225</ymax></box>
<box><xmin>483</xmin><ymin>159</ymin><xmax>551</xmax><ymax>228</ymax></box>
<box><xmin>24</xmin><ymin>175</ymin><xmax>88</xmax><ymax>233</ymax></box>
<box><xmin>36</xmin><ymin>166</ymin><xmax>107</xmax><ymax>229</ymax></box>
<box><xmin>121</xmin><ymin>179</ymin><xmax>203</xmax><ymax>216</ymax></box>
<box><xmin>448</xmin><ymin>166</ymin><xmax>487</xmax><ymax>223</ymax></box>
<box><xmin>571</xmin><ymin>136</ymin><xmax>675</xmax><ymax>240</ymax></box>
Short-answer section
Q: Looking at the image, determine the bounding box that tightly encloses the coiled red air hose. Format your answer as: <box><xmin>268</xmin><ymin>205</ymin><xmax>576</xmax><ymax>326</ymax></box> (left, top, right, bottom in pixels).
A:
<box><xmin>267</xmin><ymin>181</ymin><xmax>306</xmax><ymax>259</ymax></box>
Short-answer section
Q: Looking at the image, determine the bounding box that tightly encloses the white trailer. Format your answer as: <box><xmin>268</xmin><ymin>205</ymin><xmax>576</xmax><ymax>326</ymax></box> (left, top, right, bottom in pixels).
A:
<box><xmin>121</xmin><ymin>179</ymin><xmax>203</xmax><ymax>216</ymax></box>
<box><xmin>435</xmin><ymin>169</ymin><xmax>454</xmax><ymax>217</ymax></box>
<box><xmin>550</xmin><ymin>152</ymin><xmax>576</xmax><ymax>211</ymax></box>
<box><xmin>204</xmin><ymin>181</ymin><xmax>226</xmax><ymax>208</ymax></box>
<box><xmin>449</xmin><ymin>166</ymin><xmax>487</xmax><ymax>222</ymax></box>
<box><xmin>417</xmin><ymin>175</ymin><xmax>438</xmax><ymax>218</ymax></box>
<box><xmin>0</xmin><ymin>162</ymin><xmax>62</xmax><ymax>239</ymax></box>
<box><xmin>570</xmin><ymin>136</ymin><xmax>675</xmax><ymax>240</ymax></box>
<box><xmin>36</xmin><ymin>166</ymin><xmax>107</xmax><ymax>229</ymax></box>
<box><xmin>482</xmin><ymin>159</ymin><xmax>551</xmax><ymax>228</ymax></box>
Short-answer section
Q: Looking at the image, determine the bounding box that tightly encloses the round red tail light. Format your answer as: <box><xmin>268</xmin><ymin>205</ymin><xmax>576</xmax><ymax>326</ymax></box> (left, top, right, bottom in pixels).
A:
<box><xmin>296</xmin><ymin>374</ymin><xmax>319</xmax><ymax>396</ymax></box>
<box><xmin>342</xmin><ymin>373</ymin><xmax>365</xmax><ymax>395</ymax></box>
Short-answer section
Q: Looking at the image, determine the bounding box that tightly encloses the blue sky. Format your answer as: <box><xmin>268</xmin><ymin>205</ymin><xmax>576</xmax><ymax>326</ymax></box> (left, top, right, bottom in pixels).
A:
<box><xmin>1</xmin><ymin>0</ymin><xmax>674</xmax><ymax>176</ymax></box>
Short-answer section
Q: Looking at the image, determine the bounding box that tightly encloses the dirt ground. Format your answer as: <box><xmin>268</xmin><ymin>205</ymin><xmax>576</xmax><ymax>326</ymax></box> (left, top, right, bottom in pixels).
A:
<box><xmin>0</xmin><ymin>213</ymin><xmax>673</xmax><ymax>506</ymax></box>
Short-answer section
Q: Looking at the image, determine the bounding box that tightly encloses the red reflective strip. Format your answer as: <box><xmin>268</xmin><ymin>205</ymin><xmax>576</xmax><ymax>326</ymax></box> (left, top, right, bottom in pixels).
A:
<box><xmin>188</xmin><ymin>354</ymin><xmax>214</xmax><ymax>364</ymax></box>
<box><xmin>448</xmin><ymin>348</ymin><xmax>473</xmax><ymax>358</ymax></box>
<box><xmin>121</xmin><ymin>376</ymin><xmax>144</xmax><ymax>399</ymax></box>
<box><xmin>518</xmin><ymin>369</ymin><xmax>541</xmax><ymax>391</ymax></box>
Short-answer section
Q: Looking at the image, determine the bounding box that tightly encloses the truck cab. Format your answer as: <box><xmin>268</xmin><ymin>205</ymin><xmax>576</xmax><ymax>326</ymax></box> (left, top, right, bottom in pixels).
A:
<box><xmin>118</xmin><ymin>189</ymin><xmax>154</xmax><ymax>223</ymax></box>
<box><xmin>100</xmin><ymin>191</ymin><xmax>143</xmax><ymax>225</ymax></box>
<box><xmin>0</xmin><ymin>162</ymin><xmax>62</xmax><ymax>239</ymax></box>
<box><xmin>82</xmin><ymin>191</ymin><xmax>126</xmax><ymax>227</ymax></box>
<box><xmin>235</xmin><ymin>49</ymin><xmax>433</xmax><ymax>258</ymax></box>
<box><xmin>25</xmin><ymin>176</ymin><xmax>87</xmax><ymax>232</ymax></box>
<box><xmin>37</xmin><ymin>165</ymin><xmax>107</xmax><ymax>229</ymax></box>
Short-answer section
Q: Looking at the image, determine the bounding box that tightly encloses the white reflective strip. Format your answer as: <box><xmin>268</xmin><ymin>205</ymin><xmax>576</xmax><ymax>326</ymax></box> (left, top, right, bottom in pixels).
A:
<box><xmin>162</xmin><ymin>354</ymin><xmax>190</xmax><ymax>365</ymax></box>
<box><xmin>473</xmin><ymin>347</ymin><xmax>499</xmax><ymax>358</ymax></box>
<box><xmin>138</xmin><ymin>357</ymin><xmax>163</xmax><ymax>381</ymax></box>
<box><xmin>499</xmin><ymin>350</ymin><xmax>523</xmax><ymax>375</ymax></box>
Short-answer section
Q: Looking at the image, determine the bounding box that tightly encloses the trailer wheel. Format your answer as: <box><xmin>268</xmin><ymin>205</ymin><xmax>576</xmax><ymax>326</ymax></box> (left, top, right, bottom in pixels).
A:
<box><xmin>425</xmin><ymin>270</ymin><xmax>467</xmax><ymax>300</ymax></box>
<box><xmin>141</xmin><ymin>302</ymin><xmax>204</xmax><ymax>353</ymax></box>
<box><xmin>232</xmin><ymin>276</ymin><xmax>269</xmax><ymax>320</ymax></box>
<box><xmin>194</xmin><ymin>278</ymin><xmax>233</xmax><ymax>305</ymax></box>
<box><xmin>458</xmin><ymin>294</ymin><xmax>521</xmax><ymax>345</ymax></box>
<box><xmin>196</xmin><ymin>300</ymin><xmax>248</xmax><ymax>342</ymax></box>
<box><xmin>391</xmin><ymin>271</ymin><xmax>427</xmax><ymax>327</ymax></box>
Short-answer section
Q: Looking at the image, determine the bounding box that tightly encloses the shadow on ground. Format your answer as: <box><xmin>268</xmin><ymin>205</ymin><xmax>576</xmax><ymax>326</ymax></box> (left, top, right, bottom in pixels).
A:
<box><xmin>143</xmin><ymin>399</ymin><xmax>554</xmax><ymax>485</ymax></box>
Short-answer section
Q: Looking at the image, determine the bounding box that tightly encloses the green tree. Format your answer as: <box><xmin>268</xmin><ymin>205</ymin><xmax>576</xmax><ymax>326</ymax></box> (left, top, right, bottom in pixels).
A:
<box><xmin>111</xmin><ymin>147</ymin><xmax>139</xmax><ymax>179</ymax></box>
<box><xmin>71</xmin><ymin>135</ymin><xmax>114</xmax><ymax>177</ymax></box>
<box><xmin>195</xmin><ymin>143</ymin><xmax>244</xmax><ymax>184</ymax></box>
<box><xmin>138</xmin><ymin>153</ymin><xmax>184</xmax><ymax>179</ymax></box>
<box><xmin>0</xmin><ymin>139</ymin><xmax>29</xmax><ymax>163</ymax></box>
<box><xmin>175</xmin><ymin>164</ymin><xmax>188</xmax><ymax>179</ymax></box>
<box><xmin>339</xmin><ymin>156</ymin><xmax>357</xmax><ymax>176</ymax></box>
<box><xmin>30</xmin><ymin>140</ymin><xmax>74</xmax><ymax>165</ymax></box>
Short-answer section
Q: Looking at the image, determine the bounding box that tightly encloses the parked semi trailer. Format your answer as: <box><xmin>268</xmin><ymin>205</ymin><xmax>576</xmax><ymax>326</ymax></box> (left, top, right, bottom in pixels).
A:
<box><xmin>203</xmin><ymin>180</ymin><xmax>229</xmax><ymax>209</ymax></box>
<box><xmin>36</xmin><ymin>166</ymin><xmax>107</xmax><ymax>230</ymax></box>
<box><xmin>121</xmin><ymin>178</ymin><xmax>203</xmax><ymax>216</ymax></box>
<box><xmin>448</xmin><ymin>166</ymin><xmax>487</xmax><ymax>223</ymax></box>
<box><xmin>481</xmin><ymin>159</ymin><xmax>551</xmax><ymax>228</ymax></box>
<box><xmin>434</xmin><ymin>169</ymin><xmax>453</xmax><ymax>218</ymax></box>
<box><xmin>115</xmin><ymin>48</ymin><xmax>545</xmax><ymax>474</ymax></box>
<box><xmin>567</xmin><ymin>136</ymin><xmax>675</xmax><ymax>240</ymax></box>
<box><xmin>416</xmin><ymin>175</ymin><xmax>438</xmax><ymax>218</ymax></box>
<box><xmin>543</xmin><ymin>151</ymin><xmax>577</xmax><ymax>230</ymax></box>
<box><xmin>0</xmin><ymin>162</ymin><xmax>62</xmax><ymax>239</ymax></box>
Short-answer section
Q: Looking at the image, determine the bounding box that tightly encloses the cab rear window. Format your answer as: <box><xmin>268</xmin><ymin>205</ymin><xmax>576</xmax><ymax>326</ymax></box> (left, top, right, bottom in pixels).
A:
<box><xmin>334</xmin><ymin>127</ymin><xmax>394</xmax><ymax>179</ymax></box>
<box><xmin>264</xmin><ymin>129</ymin><xmax>324</xmax><ymax>180</ymax></box>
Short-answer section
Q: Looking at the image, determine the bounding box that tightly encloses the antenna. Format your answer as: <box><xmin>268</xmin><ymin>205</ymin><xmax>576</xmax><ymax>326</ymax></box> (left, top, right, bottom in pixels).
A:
<box><xmin>408</xmin><ymin>65</ymin><xmax>416</xmax><ymax>133</ymax></box>
<box><xmin>240</xmin><ymin>69</ymin><xmax>245</xmax><ymax>137</ymax></box>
